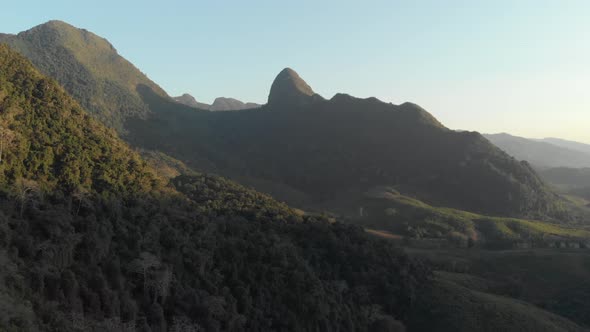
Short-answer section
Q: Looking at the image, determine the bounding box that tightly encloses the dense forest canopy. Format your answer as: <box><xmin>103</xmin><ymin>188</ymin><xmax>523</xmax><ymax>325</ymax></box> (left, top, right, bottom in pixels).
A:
<box><xmin>0</xmin><ymin>43</ymin><xmax>433</xmax><ymax>332</ymax></box>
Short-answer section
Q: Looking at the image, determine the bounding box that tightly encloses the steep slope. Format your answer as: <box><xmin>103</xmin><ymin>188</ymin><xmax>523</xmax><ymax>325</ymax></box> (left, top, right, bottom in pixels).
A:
<box><xmin>128</xmin><ymin>68</ymin><xmax>564</xmax><ymax>220</ymax></box>
<box><xmin>267</xmin><ymin>67</ymin><xmax>323</xmax><ymax>109</ymax></box>
<box><xmin>0</xmin><ymin>44</ymin><xmax>432</xmax><ymax>332</ymax></box>
<box><xmin>0</xmin><ymin>20</ymin><xmax>169</xmax><ymax>131</ymax></box>
<box><xmin>485</xmin><ymin>133</ymin><xmax>590</xmax><ymax>168</ymax></box>
<box><xmin>0</xmin><ymin>43</ymin><xmax>159</xmax><ymax>195</ymax></box>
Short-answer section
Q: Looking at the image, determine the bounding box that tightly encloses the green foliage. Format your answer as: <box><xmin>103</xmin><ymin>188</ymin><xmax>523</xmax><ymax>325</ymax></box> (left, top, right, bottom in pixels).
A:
<box><xmin>354</xmin><ymin>188</ymin><xmax>590</xmax><ymax>248</ymax></box>
<box><xmin>0</xmin><ymin>44</ymin><xmax>159</xmax><ymax>195</ymax></box>
<box><xmin>0</xmin><ymin>21</ymin><xmax>168</xmax><ymax>131</ymax></box>
<box><xmin>0</xmin><ymin>44</ymin><xmax>429</xmax><ymax>331</ymax></box>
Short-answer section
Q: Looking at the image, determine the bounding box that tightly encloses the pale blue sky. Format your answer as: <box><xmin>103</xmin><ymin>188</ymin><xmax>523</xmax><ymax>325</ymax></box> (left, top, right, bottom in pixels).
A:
<box><xmin>2</xmin><ymin>1</ymin><xmax>589</xmax><ymax>143</ymax></box>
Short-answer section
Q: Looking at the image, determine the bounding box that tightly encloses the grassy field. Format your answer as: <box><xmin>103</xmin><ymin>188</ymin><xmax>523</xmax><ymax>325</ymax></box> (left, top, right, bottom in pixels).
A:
<box><xmin>354</xmin><ymin>186</ymin><xmax>590</xmax><ymax>248</ymax></box>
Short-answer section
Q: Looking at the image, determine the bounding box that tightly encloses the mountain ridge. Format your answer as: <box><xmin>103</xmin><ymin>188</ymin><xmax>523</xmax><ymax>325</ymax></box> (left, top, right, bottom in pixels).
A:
<box><xmin>173</xmin><ymin>93</ymin><xmax>261</xmax><ymax>111</ymax></box>
<box><xmin>0</xmin><ymin>20</ymin><xmax>170</xmax><ymax>131</ymax></box>
<box><xmin>485</xmin><ymin>133</ymin><xmax>590</xmax><ymax>168</ymax></box>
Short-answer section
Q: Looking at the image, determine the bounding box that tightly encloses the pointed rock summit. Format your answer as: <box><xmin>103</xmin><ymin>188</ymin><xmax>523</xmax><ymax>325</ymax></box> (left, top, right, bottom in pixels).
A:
<box><xmin>268</xmin><ymin>68</ymin><xmax>321</xmax><ymax>108</ymax></box>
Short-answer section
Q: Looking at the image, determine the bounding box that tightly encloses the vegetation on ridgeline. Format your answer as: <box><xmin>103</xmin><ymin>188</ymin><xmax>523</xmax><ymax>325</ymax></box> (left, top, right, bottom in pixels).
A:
<box><xmin>0</xmin><ymin>20</ymin><xmax>169</xmax><ymax>131</ymax></box>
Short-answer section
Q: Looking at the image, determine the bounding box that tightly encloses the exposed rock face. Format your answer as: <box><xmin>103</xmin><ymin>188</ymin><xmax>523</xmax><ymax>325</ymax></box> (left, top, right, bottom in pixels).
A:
<box><xmin>267</xmin><ymin>68</ymin><xmax>323</xmax><ymax>109</ymax></box>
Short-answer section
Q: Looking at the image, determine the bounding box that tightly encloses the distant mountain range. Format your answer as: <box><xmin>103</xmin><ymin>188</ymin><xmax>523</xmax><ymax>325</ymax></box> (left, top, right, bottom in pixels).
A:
<box><xmin>536</xmin><ymin>137</ymin><xmax>590</xmax><ymax>155</ymax></box>
<box><xmin>173</xmin><ymin>93</ymin><xmax>261</xmax><ymax>111</ymax></box>
<box><xmin>484</xmin><ymin>133</ymin><xmax>590</xmax><ymax>169</ymax></box>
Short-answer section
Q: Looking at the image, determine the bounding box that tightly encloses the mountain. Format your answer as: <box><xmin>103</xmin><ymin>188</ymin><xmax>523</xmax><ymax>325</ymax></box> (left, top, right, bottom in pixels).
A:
<box><xmin>267</xmin><ymin>67</ymin><xmax>324</xmax><ymax>109</ymax></box>
<box><xmin>484</xmin><ymin>133</ymin><xmax>590</xmax><ymax>169</ymax></box>
<box><xmin>2</xmin><ymin>22</ymin><xmax>562</xmax><ymax>220</ymax></box>
<box><xmin>539</xmin><ymin>137</ymin><xmax>590</xmax><ymax>155</ymax></box>
<box><xmin>172</xmin><ymin>93</ymin><xmax>210</xmax><ymax>109</ymax></box>
<box><xmin>539</xmin><ymin>167</ymin><xmax>590</xmax><ymax>204</ymax></box>
<box><xmin>0</xmin><ymin>43</ymin><xmax>434</xmax><ymax>332</ymax></box>
<box><xmin>1</xmin><ymin>26</ymin><xmax>588</xmax><ymax>332</ymax></box>
<box><xmin>127</xmin><ymin>67</ymin><xmax>565</xmax><ymax>220</ymax></box>
<box><xmin>0</xmin><ymin>44</ymin><xmax>160</xmax><ymax>195</ymax></box>
<box><xmin>210</xmin><ymin>97</ymin><xmax>261</xmax><ymax>111</ymax></box>
<box><xmin>0</xmin><ymin>20</ymin><xmax>170</xmax><ymax>132</ymax></box>
<box><xmin>173</xmin><ymin>94</ymin><xmax>261</xmax><ymax>111</ymax></box>
<box><xmin>540</xmin><ymin>168</ymin><xmax>590</xmax><ymax>190</ymax></box>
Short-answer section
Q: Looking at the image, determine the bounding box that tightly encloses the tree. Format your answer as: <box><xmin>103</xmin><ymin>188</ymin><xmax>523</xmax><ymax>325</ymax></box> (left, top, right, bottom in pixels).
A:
<box><xmin>72</xmin><ymin>185</ymin><xmax>91</xmax><ymax>216</ymax></box>
<box><xmin>147</xmin><ymin>265</ymin><xmax>173</xmax><ymax>304</ymax></box>
<box><xmin>130</xmin><ymin>252</ymin><xmax>161</xmax><ymax>298</ymax></box>
<box><xmin>12</xmin><ymin>178</ymin><xmax>40</xmax><ymax>217</ymax></box>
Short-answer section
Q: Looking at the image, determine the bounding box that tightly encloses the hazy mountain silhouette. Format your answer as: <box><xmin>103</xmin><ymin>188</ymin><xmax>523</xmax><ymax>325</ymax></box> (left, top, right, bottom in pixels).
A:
<box><xmin>538</xmin><ymin>137</ymin><xmax>590</xmax><ymax>155</ymax></box>
<box><xmin>485</xmin><ymin>133</ymin><xmax>590</xmax><ymax>169</ymax></box>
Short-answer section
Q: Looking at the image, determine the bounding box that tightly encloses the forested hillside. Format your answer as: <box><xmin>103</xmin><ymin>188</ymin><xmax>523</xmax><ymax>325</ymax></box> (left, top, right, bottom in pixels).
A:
<box><xmin>0</xmin><ymin>21</ymin><xmax>170</xmax><ymax>131</ymax></box>
<box><xmin>0</xmin><ymin>43</ymin><xmax>431</xmax><ymax>332</ymax></box>
<box><xmin>0</xmin><ymin>26</ymin><xmax>588</xmax><ymax>332</ymax></box>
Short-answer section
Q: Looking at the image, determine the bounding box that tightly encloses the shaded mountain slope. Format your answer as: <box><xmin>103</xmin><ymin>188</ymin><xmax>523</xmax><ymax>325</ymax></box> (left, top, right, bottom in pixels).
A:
<box><xmin>127</xmin><ymin>69</ymin><xmax>564</xmax><ymax>220</ymax></box>
<box><xmin>484</xmin><ymin>133</ymin><xmax>590</xmax><ymax>169</ymax></box>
